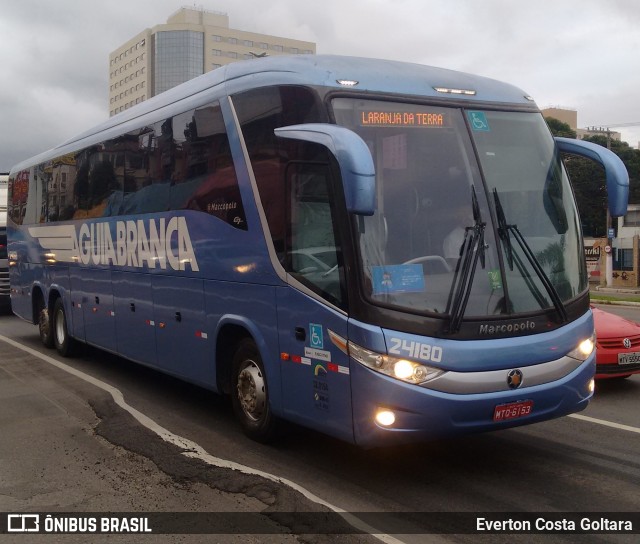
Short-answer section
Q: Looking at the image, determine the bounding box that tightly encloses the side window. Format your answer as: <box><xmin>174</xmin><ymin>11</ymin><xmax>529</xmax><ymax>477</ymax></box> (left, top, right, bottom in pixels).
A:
<box><xmin>11</xmin><ymin>103</ymin><xmax>242</xmax><ymax>226</ymax></box>
<box><xmin>9</xmin><ymin>170</ymin><xmax>30</xmax><ymax>225</ymax></box>
<box><xmin>285</xmin><ymin>159</ymin><xmax>346</xmax><ymax>308</ymax></box>
<box><xmin>100</xmin><ymin>101</ymin><xmax>246</xmax><ymax>229</ymax></box>
<box><xmin>55</xmin><ymin>155</ymin><xmax>79</xmax><ymax>221</ymax></box>
<box><xmin>73</xmin><ymin>144</ymin><xmax>123</xmax><ymax>219</ymax></box>
<box><xmin>233</xmin><ymin>85</ymin><xmax>325</xmax><ymax>254</ymax></box>
<box><xmin>233</xmin><ymin>86</ymin><xmax>346</xmax><ymax>307</ymax></box>
<box><xmin>174</xmin><ymin>103</ymin><xmax>247</xmax><ymax>230</ymax></box>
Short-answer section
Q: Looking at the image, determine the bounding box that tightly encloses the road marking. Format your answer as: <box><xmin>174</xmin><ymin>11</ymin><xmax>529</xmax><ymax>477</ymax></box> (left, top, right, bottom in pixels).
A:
<box><xmin>0</xmin><ymin>335</ymin><xmax>404</xmax><ymax>544</ymax></box>
<box><xmin>569</xmin><ymin>413</ymin><xmax>640</xmax><ymax>434</ymax></box>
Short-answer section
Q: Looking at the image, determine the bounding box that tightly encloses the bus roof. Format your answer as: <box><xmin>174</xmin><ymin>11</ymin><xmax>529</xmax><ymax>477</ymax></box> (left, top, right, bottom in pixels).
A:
<box><xmin>11</xmin><ymin>55</ymin><xmax>537</xmax><ymax>173</ymax></box>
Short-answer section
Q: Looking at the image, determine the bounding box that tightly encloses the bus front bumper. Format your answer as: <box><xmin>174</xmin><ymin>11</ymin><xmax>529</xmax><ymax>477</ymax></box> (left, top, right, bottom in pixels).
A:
<box><xmin>350</xmin><ymin>354</ymin><xmax>595</xmax><ymax>448</ymax></box>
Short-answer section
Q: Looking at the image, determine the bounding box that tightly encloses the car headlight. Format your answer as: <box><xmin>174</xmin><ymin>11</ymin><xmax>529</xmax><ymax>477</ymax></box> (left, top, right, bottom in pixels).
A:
<box><xmin>567</xmin><ymin>332</ymin><xmax>596</xmax><ymax>361</ymax></box>
<box><xmin>348</xmin><ymin>341</ymin><xmax>443</xmax><ymax>384</ymax></box>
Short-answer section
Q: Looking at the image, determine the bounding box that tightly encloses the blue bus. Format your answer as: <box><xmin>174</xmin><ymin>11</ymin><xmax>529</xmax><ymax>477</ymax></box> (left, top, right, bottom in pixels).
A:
<box><xmin>7</xmin><ymin>55</ymin><xmax>628</xmax><ymax>447</ymax></box>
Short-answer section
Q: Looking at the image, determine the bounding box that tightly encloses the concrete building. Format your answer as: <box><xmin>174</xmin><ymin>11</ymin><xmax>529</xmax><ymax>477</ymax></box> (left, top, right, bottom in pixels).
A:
<box><xmin>542</xmin><ymin>107</ymin><xmax>578</xmax><ymax>131</ymax></box>
<box><xmin>109</xmin><ymin>7</ymin><xmax>316</xmax><ymax>117</ymax></box>
<box><xmin>541</xmin><ymin>107</ymin><xmax>621</xmax><ymax>141</ymax></box>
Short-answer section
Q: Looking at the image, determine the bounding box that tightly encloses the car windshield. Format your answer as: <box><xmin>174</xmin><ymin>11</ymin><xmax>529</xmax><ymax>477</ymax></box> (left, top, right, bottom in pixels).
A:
<box><xmin>331</xmin><ymin>98</ymin><xmax>586</xmax><ymax>319</ymax></box>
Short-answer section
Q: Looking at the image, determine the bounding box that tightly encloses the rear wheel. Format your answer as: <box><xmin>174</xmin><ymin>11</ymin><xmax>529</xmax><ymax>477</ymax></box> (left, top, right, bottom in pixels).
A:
<box><xmin>38</xmin><ymin>306</ymin><xmax>54</xmax><ymax>349</ymax></box>
<box><xmin>53</xmin><ymin>298</ymin><xmax>77</xmax><ymax>357</ymax></box>
<box><xmin>231</xmin><ymin>338</ymin><xmax>278</xmax><ymax>442</ymax></box>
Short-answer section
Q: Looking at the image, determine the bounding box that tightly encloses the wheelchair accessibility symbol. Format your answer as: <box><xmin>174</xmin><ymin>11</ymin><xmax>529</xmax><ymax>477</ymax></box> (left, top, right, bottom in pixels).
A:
<box><xmin>468</xmin><ymin>111</ymin><xmax>490</xmax><ymax>132</ymax></box>
<box><xmin>309</xmin><ymin>323</ymin><xmax>324</xmax><ymax>349</ymax></box>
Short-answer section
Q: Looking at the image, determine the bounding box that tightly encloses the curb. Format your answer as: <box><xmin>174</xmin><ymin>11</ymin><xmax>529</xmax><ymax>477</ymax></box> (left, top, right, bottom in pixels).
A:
<box><xmin>590</xmin><ymin>298</ymin><xmax>640</xmax><ymax>307</ymax></box>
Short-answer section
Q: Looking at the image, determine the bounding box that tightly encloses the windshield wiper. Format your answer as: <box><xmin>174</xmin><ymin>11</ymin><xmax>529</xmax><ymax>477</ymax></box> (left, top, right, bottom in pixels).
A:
<box><xmin>493</xmin><ymin>189</ymin><xmax>568</xmax><ymax>322</ymax></box>
<box><xmin>446</xmin><ymin>188</ymin><xmax>485</xmax><ymax>333</ymax></box>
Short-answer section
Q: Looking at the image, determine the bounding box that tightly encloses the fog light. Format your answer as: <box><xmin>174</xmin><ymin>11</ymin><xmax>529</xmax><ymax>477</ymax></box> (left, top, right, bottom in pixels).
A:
<box><xmin>375</xmin><ymin>410</ymin><xmax>396</xmax><ymax>427</ymax></box>
<box><xmin>588</xmin><ymin>378</ymin><xmax>595</xmax><ymax>394</ymax></box>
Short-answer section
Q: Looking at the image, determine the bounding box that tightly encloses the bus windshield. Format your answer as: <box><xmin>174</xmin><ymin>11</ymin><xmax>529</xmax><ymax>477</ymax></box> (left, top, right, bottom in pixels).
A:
<box><xmin>331</xmin><ymin>98</ymin><xmax>586</xmax><ymax>319</ymax></box>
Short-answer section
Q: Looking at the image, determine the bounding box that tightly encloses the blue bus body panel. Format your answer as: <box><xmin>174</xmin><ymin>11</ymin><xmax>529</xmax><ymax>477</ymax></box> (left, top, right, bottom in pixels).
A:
<box><xmin>207</xmin><ymin>283</ymin><xmax>281</xmax><ymax>404</ymax></box>
<box><xmin>113</xmin><ymin>271</ymin><xmax>156</xmax><ymax>365</ymax></box>
<box><xmin>380</xmin><ymin>311</ymin><xmax>594</xmax><ymax>372</ymax></box>
<box><xmin>351</xmin><ymin>354</ymin><xmax>593</xmax><ymax>448</ymax></box>
<box><xmin>345</xmin><ymin>313</ymin><xmax>595</xmax><ymax>446</ymax></box>
<box><xmin>153</xmin><ymin>275</ymin><xmax>207</xmax><ymax>379</ymax></box>
<box><xmin>276</xmin><ymin>287</ymin><xmax>354</xmax><ymax>443</ymax></box>
<box><xmin>81</xmin><ymin>268</ymin><xmax>117</xmax><ymax>352</ymax></box>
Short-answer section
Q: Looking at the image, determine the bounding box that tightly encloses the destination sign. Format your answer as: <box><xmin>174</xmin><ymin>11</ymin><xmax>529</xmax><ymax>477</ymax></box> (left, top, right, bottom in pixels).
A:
<box><xmin>359</xmin><ymin>110</ymin><xmax>450</xmax><ymax>128</ymax></box>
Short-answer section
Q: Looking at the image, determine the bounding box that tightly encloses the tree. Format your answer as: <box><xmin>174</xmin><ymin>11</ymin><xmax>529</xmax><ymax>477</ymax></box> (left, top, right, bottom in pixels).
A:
<box><xmin>545</xmin><ymin>117</ymin><xmax>640</xmax><ymax>237</ymax></box>
<box><xmin>544</xmin><ymin>117</ymin><xmax>576</xmax><ymax>139</ymax></box>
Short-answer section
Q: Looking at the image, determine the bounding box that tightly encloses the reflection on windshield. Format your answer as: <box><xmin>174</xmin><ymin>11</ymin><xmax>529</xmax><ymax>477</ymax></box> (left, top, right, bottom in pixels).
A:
<box><xmin>471</xmin><ymin>111</ymin><xmax>586</xmax><ymax>312</ymax></box>
<box><xmin>332</xmin><ymin>99</ymin><xmax>586</xmax><ymax>320</ymax></box>
<box><xmin>332</xmin><ymin>99</ymin><xmax>503</xmax><ymax>317</ymax></box>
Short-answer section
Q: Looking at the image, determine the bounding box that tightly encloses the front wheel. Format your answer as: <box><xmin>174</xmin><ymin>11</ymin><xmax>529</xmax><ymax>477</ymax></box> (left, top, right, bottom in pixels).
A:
<box><xmin>231</xmin><ymin>339</ymin><xmax>278</xmax><ymax>442</ymax></box>
<box><xmin>53</xmin><ymin>298</ymin><xmax>77</xmax><ymax>357</ymax></box>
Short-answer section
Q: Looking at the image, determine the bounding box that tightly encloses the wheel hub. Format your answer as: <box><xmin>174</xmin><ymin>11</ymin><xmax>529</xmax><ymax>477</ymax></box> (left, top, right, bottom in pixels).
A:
<box><xmin>236</xmin><ymin>361</ymin><xmax>266</xmax><ymax>421</ymax></box>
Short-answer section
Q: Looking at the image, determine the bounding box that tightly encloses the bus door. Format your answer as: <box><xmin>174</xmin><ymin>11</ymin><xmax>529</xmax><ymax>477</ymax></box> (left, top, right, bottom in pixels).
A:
<box><xmin>153</xmin><ymin>275</ymin><xmax>207</xmax><ymax>382</ymax></box>
<box><xmin>112</xmin><ymin>271</ymin><xmax>156</xmax><ymax>365</ymax></box>
<box><xmin>276</xmin><ymin>161</ymin><xmax>354</xmax><ymax>443</ymax></box>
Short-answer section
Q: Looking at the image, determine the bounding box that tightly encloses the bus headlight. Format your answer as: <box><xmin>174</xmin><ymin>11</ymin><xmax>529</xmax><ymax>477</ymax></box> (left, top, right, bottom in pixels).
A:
<box><xmin>567</xmin><ymin>333</ymin><xmax>596</xmax><ymax>361</ymax></box>
<box><xmin>348</xmin><ymin>341</ymin><xmax>443</xmax><ymax>385</ymax></box>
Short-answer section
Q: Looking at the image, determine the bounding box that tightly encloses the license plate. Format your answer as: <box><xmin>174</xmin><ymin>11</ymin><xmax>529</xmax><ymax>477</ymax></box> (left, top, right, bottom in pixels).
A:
<box><xmin>618</xmin><ymin>352</ymin><xmax>640</xmax><ymax>365</ymax></box>
<box><xmin>493</xmin><ymin>400</ymin><xmax>533</xmax><ymax>421</ymax></box>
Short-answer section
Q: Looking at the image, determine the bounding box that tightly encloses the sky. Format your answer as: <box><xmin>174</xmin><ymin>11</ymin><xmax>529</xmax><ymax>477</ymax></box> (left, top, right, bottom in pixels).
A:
<box><xmin>1</xmin><ymin>0</ymin><xmax>640</xmax><ymax>172</ymax></box>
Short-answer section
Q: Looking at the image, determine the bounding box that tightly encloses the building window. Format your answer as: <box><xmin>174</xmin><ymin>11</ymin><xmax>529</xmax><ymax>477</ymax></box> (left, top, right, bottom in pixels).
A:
<box><xmin>258</xmin><ymin>42</ymin><xmax>268</xmax><ymax>49</ymax></box>
<box><xmin>290</xmin><ymin>47</ymin><xmax>298</xmax><ymax>54</ymax></box>
<box><xmin>623</xmin><ymin>209</ymin><xmax>640</xmax><ymax>227</ymax></box>
<box><xmin>154</xmin><ymin>30</ymin><xmax>204</xmax><ymax>95</ymax></box>
<box><xmin>212</xmin><ymin>49</ymin><xmax>221</xmax><ymax>56</ymax></box>
<box><xmin>228</xmin><ymin>37</ymin><xmax>237</xmax><ymax>44</ymax></box>
<box><xmin>614</xmin><ymin>248</ymin><xmax>634</xmax><ymax>271</ymax></box>
<box><xmin>212</xmin><ymin>35</ymin><xmax>222</xmax><ymax>41</ymax></box>
<box><xmin>271</xmin><ymin>44</ymin><xmax>283</xmax><ymax>52</ymax></box>
<box><xmin>244</xmin><ymin>40</ymin><xmax>253</xmax><ymax>47</ymax></box>
<box><xmin>227</xmin><ymin>51</ymin><xmax>238</xmax><ymax>59</ymax></box>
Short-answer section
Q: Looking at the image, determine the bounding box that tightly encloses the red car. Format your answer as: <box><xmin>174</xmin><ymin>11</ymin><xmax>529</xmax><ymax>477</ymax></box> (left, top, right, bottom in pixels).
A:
<box><xmin>592</xmin><ymin>306</ymin><xmax>640</xmax><ymax>379</ymax></box>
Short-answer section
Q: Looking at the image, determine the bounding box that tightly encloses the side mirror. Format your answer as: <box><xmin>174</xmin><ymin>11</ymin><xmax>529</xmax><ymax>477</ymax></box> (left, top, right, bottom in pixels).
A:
<box><xmin>275</xmin><ymin>123</ymin><xmax>376</xmax><ymax>215</ymax></box>
<box><xmin>555</xmin><ymin>137</ymin><xmax>629</xmax><ymax>217</ymax></box>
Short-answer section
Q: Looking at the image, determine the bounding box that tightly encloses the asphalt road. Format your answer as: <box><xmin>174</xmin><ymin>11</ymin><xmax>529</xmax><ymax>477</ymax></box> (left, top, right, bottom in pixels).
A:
<box><xmin>1</xmin><ymin>310</ymin><xmax>639</xmax><ymax>543</ymax></box>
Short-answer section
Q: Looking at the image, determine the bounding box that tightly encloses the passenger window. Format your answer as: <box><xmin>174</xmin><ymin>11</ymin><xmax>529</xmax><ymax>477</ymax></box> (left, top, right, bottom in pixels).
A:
<box><xmin>233</xmin><ymin>85</ymin><xmax>326</xmax><ymax>253</ymax></box>
<box><xmin>105</xmin><ymin>102</ymin><xmax>247</xmax><ymax>229</ymax></box>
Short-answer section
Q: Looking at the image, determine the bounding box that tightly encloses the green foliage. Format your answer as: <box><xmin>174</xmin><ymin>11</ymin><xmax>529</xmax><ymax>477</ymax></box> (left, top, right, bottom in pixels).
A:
<box><xmin>545</xmin><ymin>117</ymin><xmax>576</xmax><ymax>139</ymax></box>
<box><xmin>546</xmin><ymin>117</ymin><xmax>640</xmax><ymax>237</ymax></box>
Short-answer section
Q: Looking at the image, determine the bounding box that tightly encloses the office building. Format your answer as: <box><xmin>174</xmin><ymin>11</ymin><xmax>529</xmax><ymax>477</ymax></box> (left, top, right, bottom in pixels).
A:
<box><xmin>109</xmin><ymin>7</ymin><xmax>316</xmax><ymax>116</ymax></box>
<box><xmin>541</xmin><ymin>107</ymin><xmax>621</xmax><ymax>141</ymax></box>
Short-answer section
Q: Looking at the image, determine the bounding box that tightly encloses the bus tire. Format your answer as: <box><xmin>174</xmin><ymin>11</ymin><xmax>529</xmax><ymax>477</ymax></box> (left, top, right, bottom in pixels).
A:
<box><xmin>53</xmin><ymin>298</ymin><xmax>76</xmax><ymax>357</ymax></box>
<box><xmin>38</xmin><ymin>306</ymin><xmax>54</xmax><ymax>349</ymax></box>
<box><xmin>231</xmin><ymin>338</ymin><xmax>278</xmax><ymax>442</ymax></box>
